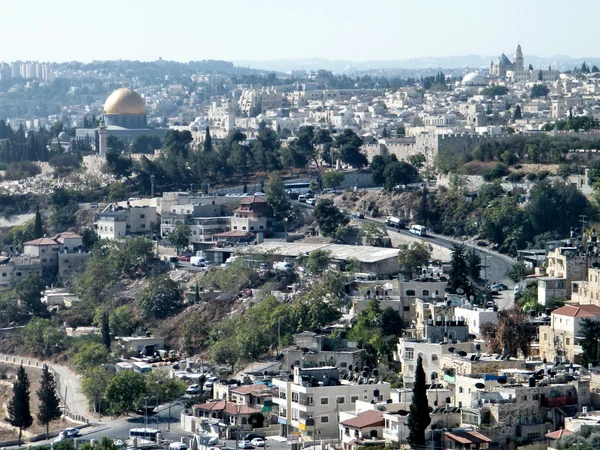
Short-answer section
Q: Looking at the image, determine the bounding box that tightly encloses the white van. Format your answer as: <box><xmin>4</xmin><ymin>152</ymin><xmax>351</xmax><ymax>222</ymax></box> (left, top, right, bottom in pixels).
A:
<box><xmin>298</xmin><ymin>194</ymin><xmax>307</xmax><ymax>202</ymax></box>
<box><xmin>410</xmin><ymin>225</ymin><xmax>427</xmax><ymax>236</ymax></box>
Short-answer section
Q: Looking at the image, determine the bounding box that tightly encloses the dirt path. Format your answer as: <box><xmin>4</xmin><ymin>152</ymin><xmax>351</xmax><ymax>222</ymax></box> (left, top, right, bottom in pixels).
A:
<box><xmin>0</xmin><ymin>354</ymin><xmax>91</xmax><ymax>422</ymax></box>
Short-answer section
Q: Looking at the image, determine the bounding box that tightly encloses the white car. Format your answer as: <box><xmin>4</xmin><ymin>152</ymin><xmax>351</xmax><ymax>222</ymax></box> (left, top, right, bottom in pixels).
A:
<box><xmin>64</xmin><ymin>428</ymin><xmax>79</xmax><ymax>438</ymax></box>
<box><xmin>251</xmin><ymin>438</ymin><xmax>265</xmax><ymax>447</ymax></box>
<box><xmin>306</xmin><ymin>198</ymin><xmax>316</xmax><ymax>206</ymax></box>
<box><xmin>186</xmin><ymin>384</ymin><xmax>202</xmax><ymax>395</ymax></box>
<box><xmin>238</xmin><ymin>440</ymin><xmax>253</xmax><ymax>449</ymax></box>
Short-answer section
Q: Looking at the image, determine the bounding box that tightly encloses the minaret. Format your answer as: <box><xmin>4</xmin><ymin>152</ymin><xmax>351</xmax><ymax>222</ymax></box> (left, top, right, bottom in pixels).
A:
<box><xmin>514</xmin><ymin>44</ymin><xmax>524</xmax><ymax>70</ymax></box>
<box><xmin>98</xmin><ymin>118</ymin><xmax>107</xmax><ymax>155</ymax></box>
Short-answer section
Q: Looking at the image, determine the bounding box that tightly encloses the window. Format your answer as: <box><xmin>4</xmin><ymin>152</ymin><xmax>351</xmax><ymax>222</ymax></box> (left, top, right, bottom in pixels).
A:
<box><xmin>431</xmin><ymin>354</ymin><xmax>438</xmax><ymax>362</ymax></box>
<box><xmin>1</xmin><ymin>273</ymin><xmax>6</xmax><ymax>277</ymax></box>
<box><xmin>320</xmin><ymin>397</ymin><xmax>328</xmax><ymax>405</ymax></box>
<box><xmin>141</xmin><ymin>224</ymin><xmax>145</xmax><ymax>228</ymax></box>
<box><xmin>292</xmin><ymin>392</ymin><xmax>299</xmax><ymax>402</ymax></box>
<box><xmin>405</xmin><ymin>348</ymin><xmax>414</xmax><ymax>360</ymax></box>
<box><xmin>403</xmin><ymin>306</ymin><xmax>410</xmax><ymax>312</ymax></box>
<box><xmin>337</xmin><ymin>397</ymin><xmax>345</xmax><ymax>404</ymax></box>
<box><xmin>522</xmin><ymin>396</ymin><xmax>527</xmax><ymax>401</ymax></box>
<box><xmin>16</xmin><ymin>272</ymin><xmax>21</xmax><ymax>276</ymax></box>
<box><xmin>544</xmin><ymin>333</ymin><xmax>547</xmax><ymax>341</ymax></box>
<box><xmin>140</xmin><ymin>214</ymin><xmax>145</xmax><ymax>218</ymax></box>
<box><xmin>566</xmin><ymin>338</ymin><xmax>570</xmax><ymax>345</ymax></box>
<box><xmin>351</xmin><ymin>396</ymin><xmax>358</xmax><ymax>403</ymax></box>
<box><xmin>320</xmin><ymin>416</ymin><xmax>329</xmax><ymax>423</ymax></box>
<box><xmin>422</xmin><ymin>290</ymin><xmax>430</xmax><ymax>297</ymax></box>
<box><xmin>533</xmin><ymin>394</ymin><xmax>539</xmax><ymax>400</ymax></box>
<box><xmin>406</xmin><ymin>289</ymin><xmax>416</xmax><ymax>296</ymax></box>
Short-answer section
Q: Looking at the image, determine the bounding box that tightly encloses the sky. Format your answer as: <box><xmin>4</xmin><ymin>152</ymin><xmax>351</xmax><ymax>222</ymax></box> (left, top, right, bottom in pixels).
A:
<box><xmin>1</xmin><ymin>0</ymin><xmax>599</xmax><ymax>63</ymax></box>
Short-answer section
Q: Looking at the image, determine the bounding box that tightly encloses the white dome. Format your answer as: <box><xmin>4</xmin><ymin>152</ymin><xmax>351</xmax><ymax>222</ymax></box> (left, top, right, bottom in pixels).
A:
<box><xmin>462</xmin><ymin>72</ymin><xmax>487</xmax><ymax>86</ymax></box>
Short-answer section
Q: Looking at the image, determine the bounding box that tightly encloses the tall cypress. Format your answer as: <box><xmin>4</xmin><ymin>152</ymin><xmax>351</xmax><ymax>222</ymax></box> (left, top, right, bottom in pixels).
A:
<box><xmin>203</xmin><ymin>126</ymin><xmax>212</xmax><ymax>153</ymax></box>
<box><xmin>8</xmin><ymin>365</ymin><xmax>33</xmax><ymax>446</ymax></box>
<box><xmin>407</xmin><ymin>355</ymin><xmax>431</xmax><ymax>447</ymax></box>
<box><xmin>101</xmin><ymin>312</ymin><xmax>111</xmax><ymax>351</ymax></box>
<box><xmin>37</xmin><ymin>364</ymin><xmax>61</xmax><ymax>439</ymax></box>
<box><xmin>33</xmin><ymin>204</ymin><xmax>43</xmax><ymax>239</ymax></box>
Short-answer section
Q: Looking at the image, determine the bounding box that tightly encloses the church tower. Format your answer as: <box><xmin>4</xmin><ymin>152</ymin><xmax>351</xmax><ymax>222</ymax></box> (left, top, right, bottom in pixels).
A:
<box><xmin>514</xmin><ymin>44</ymin><xmax>524</xmax><ymax>70</ymax></box>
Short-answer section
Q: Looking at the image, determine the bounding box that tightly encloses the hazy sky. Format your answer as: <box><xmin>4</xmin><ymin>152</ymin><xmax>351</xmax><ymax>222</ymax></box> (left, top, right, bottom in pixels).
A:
<box><xmin>2</xmin><ymin>0</ymin><xmax>598</xmax><ymax>62</ymax></box>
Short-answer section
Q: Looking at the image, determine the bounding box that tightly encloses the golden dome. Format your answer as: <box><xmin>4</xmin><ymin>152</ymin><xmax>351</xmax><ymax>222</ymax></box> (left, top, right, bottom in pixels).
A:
<box><xmin>103</xmin><ymin>87</ymin><xmax>146</xmax><ymax>115</ymax></box>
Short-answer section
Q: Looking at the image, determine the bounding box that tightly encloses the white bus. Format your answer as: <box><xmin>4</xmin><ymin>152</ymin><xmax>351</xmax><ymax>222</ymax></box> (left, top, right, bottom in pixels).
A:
<box><xmin>115</xmin><ymin>362</ymin><xmax>133</xmax><ymax>373</ymax></box>
<box><xmin>131</xmin><ymin>362</ymin><xmax>152</xmax><ymax>374</ymax></box>
<box><xmin>410</xmin><ymin>225</ymin><xmax>428</xmax><ymax>236</ymax></box>
<box><xmin>285</xmin><ymin>182</ymin><xmax>312</xmax><ymax>195</ymax></box>
<box><xmin>129</xmin><ymin>428</ymin><xmax>160</xmax><ymax>442</ymax></box>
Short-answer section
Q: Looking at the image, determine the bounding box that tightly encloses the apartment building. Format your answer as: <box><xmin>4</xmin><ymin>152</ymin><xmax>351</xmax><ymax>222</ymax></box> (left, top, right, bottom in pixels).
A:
<box><xmin>161</xmin><ymin>202</ymin><xmax>230</xmax><ymax>244</ymax></box>
<box><xmin>0</xmin><ymin>255</ymin><xmax>42</xmax><ymax>289</ymax></box>
<box><xmin>272</xmin><ymin>367</ymin><xmax>391</xmax><ymax>439</ymax></box>
<box><xmin>23</xmin><ymin>232</ymin><xmax>89</xmax><ymax>278</ymax></box>
<box><xmin>95</xmin><ymin>205</ymin><xmax>157</xmax><ymax>240</ymax></box>
<box><xmin>230</xmin><ymin>195</ymin><xmax>271</xmax><ymax>234</ymax></box>
<box><xmin>539</xmin><ymin>247</ymin><xmax>588</xmax><ymax>304</ymax></box>
<box><xmin>538</xmin><ymin>304</ymin><xmax>600</xmax><ymax>363</ymax></box>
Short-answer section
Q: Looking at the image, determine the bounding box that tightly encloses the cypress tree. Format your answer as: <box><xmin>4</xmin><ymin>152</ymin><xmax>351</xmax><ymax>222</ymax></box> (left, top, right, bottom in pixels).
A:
<box><xmin>407</xmin><ymin>355</ymin><xmax>431</xmax><ymax>447</ymax></box>
<box><xmin>34</xmin><ymin>204</ymin><xmax>43</xmax><ymax>239</ymax></box>
<box><xmin>101</xmin><ymin>312</ymin><xmax>111</xmax><ymax>351</ymax></box>
<box><xmin>7</xmin><ymin>365</ymin><xmax>33</xmax><ymax>446</ymax></box>
<box><xmin>194</xmin><ymin>282</ymin><xmax>200</xmax><ymax>304</ymax></box>
<box><xmin>448</xmin><ymin>243</ymin><xmax>469</xmax><ymax>293</ymax></box>
<box><xmin>37</xmin><ymin>364</ymin><xmax>61</xmax><ymax>439</ymax></box>
<box><xmin>203</xmin><ymin>126</ymin><xmax>212</xmax><ymax>153</ymax></box>
<box><xmin>538</xmin><ymin>70</ymin><xmax>543</xmax><ymax>81</ymax></box>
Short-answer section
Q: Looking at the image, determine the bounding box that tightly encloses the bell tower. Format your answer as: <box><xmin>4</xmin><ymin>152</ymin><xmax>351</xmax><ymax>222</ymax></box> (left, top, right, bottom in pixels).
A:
<box><xmin>514</xmin><ymin>44</ymin><xmax>524</xmax><ymax>70</ymax></box>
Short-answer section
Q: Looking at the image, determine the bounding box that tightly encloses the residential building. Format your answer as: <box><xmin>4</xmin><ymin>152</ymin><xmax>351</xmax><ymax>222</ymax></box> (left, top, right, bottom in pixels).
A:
<box><xmin>571</xmin><ymin>266</ymin><xmax>600</xmax><ymax>305</ymax></box>
<box><xmin>212</xmin><ymin>383</ymin><xmax>272</xmax><ymax>410</ymax></box>
<box><xmin>339</xmin><ymin>409</ymin><xmax>385</xmax><ymax>450</ymax></box>
<box><xmin>184</xmin><ymin>401</ymin><xmax>261</xmax><ymax>438</ymax></box>
<box><xmin>454</xmin><ymin>306</ymin><xmax>499</xmax><ymax>337</ymax></box>
<box><xmin>230</xmin><ymin>195</ymin><xmax>271</xmax><ymax>234</ymax></box>
<box><xmin>282</xmin><ymin>331</ymin><xmax>364</xmax><ymax>371</ymax></box>
<box><xmin>539</xmin><ymin>247</ymin><xmax>588</xmax><ymax>304</ymax></box>
<box><xmin>272</xmin><ymin>366</ymin><xmax>391</xmax><ymax>439</ymax></box>
<box><xmin>441</xmin><ymin>430</ymin><xmax>492</xmax><ymax>450</ymax></box>
<box><xmin>538</xmin><ymin>304</ymin><xmax>600</xmax><ymax>363</ymax></box>
<box><xmin>0</xmin><ymin>255</ymin><xmax>42</xmax><ymax>289</ymax></box>
<box><xmin>23</xmin><ymin>233</ymin><xmax>89</xmax><ymax>278</ymax></box>
<box><xmin>94</xmin><ymin>205</ymin><xmax>157</xmax><ymax>240</ymax></box>
<box><xmin>119</xmin><ymin>335</ymin><xmax>164</xmax><ymax>354</ymax></box>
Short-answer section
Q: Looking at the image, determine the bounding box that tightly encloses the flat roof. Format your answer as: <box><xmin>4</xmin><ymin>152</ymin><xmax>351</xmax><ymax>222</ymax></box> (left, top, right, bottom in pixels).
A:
<box><xmin>235</xmin><ymin>241</ymin><xmax>399</xmax><ymax>263</ymax></box>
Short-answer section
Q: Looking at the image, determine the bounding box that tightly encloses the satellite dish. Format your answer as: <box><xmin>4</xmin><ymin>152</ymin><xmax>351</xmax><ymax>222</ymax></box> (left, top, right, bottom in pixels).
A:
<box><xmin>398</xmin><ymin>410</ymin><xmax>408</xmax><ymax>416</ymax></box>
<box><xmin>497</xmin><ymin>377</ymin><xmax>507</xmax><ymax>385</ymax></box>
<box><xmin>448</xmin><ymin>347</ymin><xmax>456</xmax><ymax>353</ymax></box>
<box><xmin>475</xmin><ymin>382</ymin><xmax>485</xmax><ymax>390</ymax></box>
<box><xmin>376</xmin><ymin>405</ymin><xmax>387</xmax><ymax>412</ymax></box>
<box><xmin>456</xmin><ymin>288</ymin><xmax>464</xmax><ymax>294</ymax></box>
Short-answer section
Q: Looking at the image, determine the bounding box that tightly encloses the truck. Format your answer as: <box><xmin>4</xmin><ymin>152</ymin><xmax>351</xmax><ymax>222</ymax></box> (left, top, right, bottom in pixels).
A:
<box><xmin>132</xmin><ymin>362</ymin><xmax>152</xmax><ymax>374</ymax></box>
<box><xmin>190</xmin><ymin>256</ymin><xmax>206</xmax><ymax>267</ymax></box>
<box><xmin>273</xmin><ymin>261</ymin><xmax>293</xmax><ymax>271</ymax></box>
<box><xmin>385</xmin><ymin>216</ymin><xmax>408</xmax><ymax>229</ymax></box>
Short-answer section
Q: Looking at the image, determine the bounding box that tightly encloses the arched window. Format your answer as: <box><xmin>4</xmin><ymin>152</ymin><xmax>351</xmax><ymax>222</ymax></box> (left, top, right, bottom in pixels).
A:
<box><xmin>422</xmin><ymin>290</ymin><xmax>430</xmax><ymax>297</ymax></box>
<box><xmin>431</xmin><ymin>354</ymin><xmax>438</xmax><ymax>362</ymax></box>
<box><xmin>406</xmin><ymin>290</ymin><xmax>416</xmax><ymax>296</ymax></box>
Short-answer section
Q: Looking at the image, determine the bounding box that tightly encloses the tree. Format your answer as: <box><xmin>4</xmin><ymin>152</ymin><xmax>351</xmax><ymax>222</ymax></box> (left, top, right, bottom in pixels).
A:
<box><xmin>582</xmin><ymin>62</ymin><xmax>590</xmax><ymax>73</ymax></box>
<box><xmin>359</xmin><ymin>221</ymin><xmax>386</xmax><ymax>246</ymax></box>
<box><xmin>406</xmin><ymin>356</ymin><xmax>431</xmax><ymax>447</ymax></box>
<box><xmin>37</xmin><ymin>364</ymin><xmax>61</xmax><ymax>439</ymax></box>
<box><xmin>397</xmin><ymin>242</ymin><xmax>432</xmax><ymax>274</ymax></box>
<box><xmin>101</xmin><ymin>312</ymin><xmax>111</xmax><ymax>351</ymax></box>
<box><xmin>34</xmin><ymin>204</ymin><xmax>43</xmax><ymax>239</ymax></box>
<box><xmin>203</xmin><ymin>126</ymin><xmax>212</xmax><ymax>153</ymax></box>
<box><xmin>81</xmin><ymin>367</ymin><xmax>113</xmax><ymax>414</ymax></box>
<box><xmin>480</xmin><ymin>306</ymin><xmax>536</xmax><ymax>357</ymax></box>
<box><xmin>306</xmin><ymin>250</ymin><xmax>330</xmax><ymax>275</ymax></box>
<box><xmin>23</xmin><ymin>318</ymin><xmax>65</xmax><ymax>356</ymax></box>
<box><xmin>592</xmin><ymin>65</ymin><xmax>600</xmax><ymax>73</ymax></box>
<box><xmin>448</xmin><ymin>243</ymin><xmax>469</xmax><ymax>294</ymax></box>
<box><xmin>506</xmin><ymin>262</ymin><xmax>533</xmax><ymax>283</ymax></box>
<box><xmin>528</xmin><ymin>64</ymin><xmax>534</xmax><ymax>71</ymax></box>
<box><xmin>513</xmin><ymin>104</ymin><xmax>522</xmax><ymax>121</ymax></box>
<box><xmin>104</xmin><ymin>370</ymin><xmax>147</xmax><ymax>416</ymax></box>
<box><xmin>409</xmin><ymin>153</ymin><xmax>426</xmax><ymax>170</ymax></box>
<box><xmin>73</xmin><ymin>342</ymin><xmax>110</xmax><ymax>374</ymax></box>
<box><xmin>322</xmin><ymin>171</ymin><xmax>345</xmax><ymax>190</ymax></box>
<box><xmin>211</xmin><ymin>338</ymin><xmax>242</xmax><ymax>374</ymax></box>
<box><xmin>580</xmin><ymin>319</ymin><xmax>600</xmax><ymax>367</ymax></box>
<box><xmin>466</xmin><ymin>248</ymin><xmax>482</xmax><ymax>284</ymax></box>
<box><xmin>138</xmin><ymin>275</ymin><xmax>182</xmax><ymax>319</ymax></box>
<box><xmin>15</xmin><ymin>274</ymin><xmax>46</xmax><ymax>316</ymax></box>
<box><xmin>339</xmin><ymin>144</ymin><xmax>368</xmax><ymax>169</ymax></box>
<box><xmin>167</xmin><ymin>223</ymin><xmax>191</xmax><ymax>255</ymax></box>
<box><xmin>538</xmin><ymin>70</ymin><xmax>543</xmax><ymax>81</ymax></box>
<box><xmin>7</xmin><ymin>365</ymin><xmax>33</xmax><ymax>446</ymax></box>
<box><xmin>396</xmin><ymin>125</ymin><xmax>406</xmax><ymax>136</ymax></box>
<box><xmin>81</xmin><ymin>228</ymin><xmax>99</xmax><ymax>252</ymax></box>
<box><xmin>415</xmin><ymin>188</ymin><xmax>431</xmax><ymax>224</ymax></box>
<box><xmin>265</xmin><ymin>174</ymin><xmax>291</xmax><ymax>222</ymax></box>
<box><xmin>312</xmin><ymin>199</ymin><xmax>349</xmax><ymax>236</ymax></box>
<box><xmin>383</xmin><ymin>161</ymin><xmax>419</xmax><ymax>190</ymax></box>
<box><xmin>531</xmin><ymin>84</ymin><xmax>550</xmax><ymax>99</ymax></box>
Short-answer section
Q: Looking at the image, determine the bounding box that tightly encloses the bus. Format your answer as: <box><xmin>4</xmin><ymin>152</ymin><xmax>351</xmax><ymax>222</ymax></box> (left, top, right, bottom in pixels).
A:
<box><xmin>285</xmin><ymin>182</ymin><xmax>312</xmax><ymax>196</ymax></box>
<box><xmin>115</xmin><ymin>362</ymin><xmax>133</xmax><ymax>373</ymax></box>
<box><xmin>131</xmin><ymin>362</ymin><xmax>152</xmax><ymax>374</ymax></box>
<box><xmin>410</xmin><ymin>225</ymin><xmax>428</xmax><ymax>236</ymax></box>
<box><xmin>129</xmin><ymin>428</ymin><xmax>160</xmax><ymax>442</ymax></box>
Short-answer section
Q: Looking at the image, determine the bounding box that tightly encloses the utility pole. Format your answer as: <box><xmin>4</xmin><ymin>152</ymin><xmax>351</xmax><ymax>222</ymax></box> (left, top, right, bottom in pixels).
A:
<box><xmin>150</xmin><ymin>174</ymin><xmax>155</xmax><ymax>198</ymax></box>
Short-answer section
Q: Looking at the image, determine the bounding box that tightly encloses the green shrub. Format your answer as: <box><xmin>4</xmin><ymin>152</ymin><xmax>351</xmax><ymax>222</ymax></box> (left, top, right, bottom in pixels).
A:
<box><xmin>482</xmin><ymin>163</ymin><xmax>509</xmax><ymax>182</ymax></box>
<box><xmin>526</xmin><ymin>173</ymin><xmax>537</xmax><ymax>181</ymax></box>
<box><xmin>506</xmin><ymin>172</ymin><xmax>524</xmax><ymax>182</ymax></box>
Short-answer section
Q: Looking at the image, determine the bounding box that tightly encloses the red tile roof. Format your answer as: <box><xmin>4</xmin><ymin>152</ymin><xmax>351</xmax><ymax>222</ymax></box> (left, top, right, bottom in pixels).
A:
<box><xmin>194</xmin><ymin>400</ymin><xmax>259</xmax><ymax>416</ymax></box>
<box><xmin>552</xmin><ymin>304</ymin><xmax>600</xmax><ymax>318</ymax></box>
<box><xmin>23</xmin><ymin>238</ymin><xmax>59</xmax><ymax>246</ymax></box>
<box><xmin>445</xmin><ymin>431</ymin><xmax>492</xmax><ymax>445</ymax></box>
<box><xmin>340</xmin><ymin>410</ymin><xmax>384</xmax><ymax>429</ymax></box>
<box><xmin>545</xmin><ymin>429</ymin><xmax>573</xmax><ymax>440</ymax></box>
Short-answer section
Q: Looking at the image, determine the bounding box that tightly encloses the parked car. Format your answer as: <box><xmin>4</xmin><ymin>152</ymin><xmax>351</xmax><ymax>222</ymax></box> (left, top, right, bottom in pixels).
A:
<box><xmin>251</xmin><ymin>438</ymin><xmax>265</xmax><ymax>448</ymax></box>
<box><xmin>486</xmin><ymin>301</ymin><xmax>495</xmax><ymax>308</ymax></box>
<box><xmin>306</xmin><ymin>198</ymin><xmax>316</xmax><ymax>206</ymax></box>
<box><xmin>490</xmin><ymin>282</ymin><xmax>507</xmax><ymax>291</ymax></box>
<box><xmin>243</xmin><ymin>434</ymin><xmax>263</xmax><ymax>441</ymax></box>
<box><xmin>353</xmin><ymin>212</ymin><xmax>364</xmax><ymax>219</ymax></box>
<box><xmin>186</xmin><ymin>384</ymin><xmax>202</xmax><ymax>395</ymax></box>
<box><xmin>179</xmin><ymin>256</ymin><xmax>191</xmax><ymax>262</ymax></box>
<box><xmin>238</xmin><ymin>441</ymin><xmax>253</xmax><ymax>449</ymax></box>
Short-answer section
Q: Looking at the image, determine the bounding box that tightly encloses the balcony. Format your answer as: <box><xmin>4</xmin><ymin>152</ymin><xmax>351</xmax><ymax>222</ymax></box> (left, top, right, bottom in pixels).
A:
<box><xmin>540</xmin><ymin>395</ymin><xmax>577</xmax><ymax>408</ymax></box>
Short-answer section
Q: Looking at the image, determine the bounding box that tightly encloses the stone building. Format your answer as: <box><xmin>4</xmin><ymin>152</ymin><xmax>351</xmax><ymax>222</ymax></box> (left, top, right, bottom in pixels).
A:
<box><xmin>489</xmin><ymin>45</ymin><xmax>524</xmax><ymax>78</ymax></box>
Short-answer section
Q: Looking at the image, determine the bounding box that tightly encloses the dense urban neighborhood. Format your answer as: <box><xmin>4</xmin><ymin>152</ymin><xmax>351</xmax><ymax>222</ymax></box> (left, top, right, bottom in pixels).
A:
<box><xmin>4</xmin><ymin>9</ymin><xmax>600</xmax><ymax>450</ymax></box>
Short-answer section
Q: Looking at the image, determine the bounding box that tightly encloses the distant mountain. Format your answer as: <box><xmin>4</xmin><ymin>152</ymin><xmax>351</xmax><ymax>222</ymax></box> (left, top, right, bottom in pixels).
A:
<box><xmin>233</xmin><ymin>55</ymin><xmax>600</xmax><ymax>74</ymax></box>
